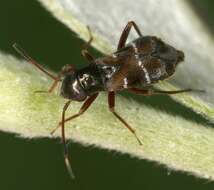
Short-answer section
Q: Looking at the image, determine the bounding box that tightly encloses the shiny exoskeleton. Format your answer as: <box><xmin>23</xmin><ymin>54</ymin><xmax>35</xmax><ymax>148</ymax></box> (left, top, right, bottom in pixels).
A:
<box><xmin>61</xmin><ymin>35</ymin><xmax>184</xmax><ymax>102</ymax></box>
<box><xmin>13</xmin><ymin>21</ymin><xmax>194</xmax><ymax>179</ymax></box>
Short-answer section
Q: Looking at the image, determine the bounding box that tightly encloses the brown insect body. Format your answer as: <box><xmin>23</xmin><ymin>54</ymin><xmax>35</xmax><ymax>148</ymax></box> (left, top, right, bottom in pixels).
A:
<box><xmin>13</xmin><ymin>21</ymin><xmax>194</xmax><ymax>179</ymax></box>
<box><xmin>61</xmin><ymin>36</ymin><xmax>184</xmax><ymax>102</ymax></box>
<box><xmin>95</xmin><ymin>36</ymin><xmax>184</xmax><ymax>92</ymax></box>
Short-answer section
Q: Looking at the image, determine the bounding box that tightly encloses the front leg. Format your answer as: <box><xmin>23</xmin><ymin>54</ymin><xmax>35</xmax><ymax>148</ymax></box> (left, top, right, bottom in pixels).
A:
<box><xmin>61</xmin><ymin>100</ymin><xmax>75</xmax><ymax>179</ymax></box>
<box><xmin>51</xmin><ymin>93</ymin><xmax>99</xmax><ymax>134</ymax></box>
<box><xmin>35</xmin><ymin>64</ymin><xmax>74</xmax><ymax>94</ymax></box>
<box><xmin>34</xmin><ymin>74</ymin><xmax>62</xmax><ymax>94</ymax></box>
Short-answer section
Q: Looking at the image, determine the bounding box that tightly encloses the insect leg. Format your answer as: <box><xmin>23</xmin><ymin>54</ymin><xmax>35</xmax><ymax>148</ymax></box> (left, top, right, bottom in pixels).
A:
<box><xmin>128</xmin><ymin>87</ymin><xmax>204</xmax><ymax>96</ymax></box>
<box><xmin>108</xmin><ymin>91</ymin><xmax>142</xmax><ymax>145</ymax></box>
<box><xmin>61</xmin><ymin>100</ymin><xmax>75</xmax><ymax>179</ymax></box>
<box><xmin>34</xmin><ymin>75</ymin><xmax>62</xmax><ymax>94</ymax></box>
<box><xmin>34</xmin><ymin>64</ymin><xmax>76</xmax><ymax>94</ymax></box>
<box><xmin>51</xmin><ymin>93</ymin><xmax>99</xmax><ymax>134</ymax></box>
<box><xmin>117</xmin><ymin>21</ymin><xmax>143</xmax><ymax>50</ymax></box>
<box><xmin>46</xmin><ymin>78</ymin><xmax>61</xmax><ymax>93</ymax></box>
<box><xmin>81</xmin><ymin>26</ymin><xmax>95</xmax><ymax>64</ymax></box>
<box><xmin>150</xmin><ymin>89</ymin><xmax>205</xmax><ymax>95</ymax></box>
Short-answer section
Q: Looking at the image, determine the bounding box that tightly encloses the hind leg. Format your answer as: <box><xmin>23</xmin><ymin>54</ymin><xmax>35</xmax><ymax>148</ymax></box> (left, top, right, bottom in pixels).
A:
<box><xmin>117</xmin><ymin>21</ymin><xmax>143</xmax><ymax>50</ymax></box>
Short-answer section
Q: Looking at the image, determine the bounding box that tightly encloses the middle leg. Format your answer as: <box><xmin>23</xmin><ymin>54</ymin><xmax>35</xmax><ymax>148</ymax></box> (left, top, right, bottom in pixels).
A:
<box><xmin>108</xmin><ymin>91</ymin><xmax>142</xmax><ymax>145</ymax></box>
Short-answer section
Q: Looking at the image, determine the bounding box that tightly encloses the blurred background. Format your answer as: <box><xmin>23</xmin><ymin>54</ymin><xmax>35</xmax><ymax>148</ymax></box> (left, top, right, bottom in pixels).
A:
<box><xmin>0</xmin><ymin>0</ymin><xmax>213</xmax><ymax>189</ymax></box>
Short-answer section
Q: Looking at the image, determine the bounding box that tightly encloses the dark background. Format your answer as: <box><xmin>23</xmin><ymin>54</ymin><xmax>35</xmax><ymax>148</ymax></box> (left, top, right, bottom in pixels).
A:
<box><xmin>0</xmin><ymin>0</ymin><xmax>213</xmax><ymax>189</ymax></box>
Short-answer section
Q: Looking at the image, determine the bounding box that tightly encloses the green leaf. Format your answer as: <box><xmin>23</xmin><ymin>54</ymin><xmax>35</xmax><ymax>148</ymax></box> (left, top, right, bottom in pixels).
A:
<box><xmin>1</xmin><ymin>43</ymin><xmax>214</xmax><ymax>180</ymax></box>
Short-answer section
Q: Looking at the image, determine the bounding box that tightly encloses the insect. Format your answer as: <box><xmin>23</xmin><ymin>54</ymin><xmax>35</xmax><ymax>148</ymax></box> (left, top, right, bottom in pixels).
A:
<box><xmin>13</xmin><ymin>21</ymin><xmax>198</xmax><ymax>179</ymax></box>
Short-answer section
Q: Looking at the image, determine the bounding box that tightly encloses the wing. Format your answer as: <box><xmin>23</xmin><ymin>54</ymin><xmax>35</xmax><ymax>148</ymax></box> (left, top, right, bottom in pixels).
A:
<box><xmin>104</xmin><ymin>58</ymin><xmax>141</xmax><ymax>91</ymax></box>
<box><xmin>96</xmin><ymin>42</ymin><xmax>148</xmax><ymax>91</ymax></box>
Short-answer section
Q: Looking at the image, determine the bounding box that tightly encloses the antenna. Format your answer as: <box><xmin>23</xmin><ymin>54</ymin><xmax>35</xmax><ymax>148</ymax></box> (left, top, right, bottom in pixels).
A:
<box><xmin>13</xmin><ymin>43</ymin><xmax>57</xmax><ymax>80</ymax></box>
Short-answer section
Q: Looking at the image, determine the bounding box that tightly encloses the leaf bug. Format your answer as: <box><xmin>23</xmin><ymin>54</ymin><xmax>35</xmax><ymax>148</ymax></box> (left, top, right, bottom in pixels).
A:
<box><xmin>13</xmin><ymin>21</ymin><xmax>203</xmax><ymax>179</ymax></box>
